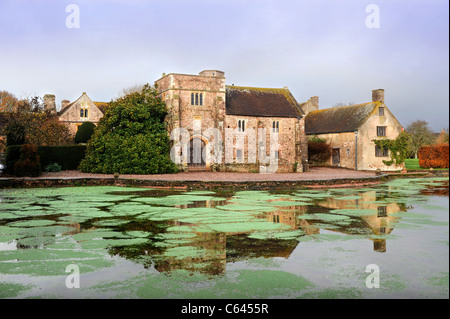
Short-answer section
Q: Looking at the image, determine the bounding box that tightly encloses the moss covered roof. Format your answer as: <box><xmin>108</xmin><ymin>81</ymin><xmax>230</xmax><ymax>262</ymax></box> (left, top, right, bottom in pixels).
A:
<box><xmin>305</xmin><ymin>102</ymin><xmax>381</xmax><ymax>135</ymax></box>
<box><xmin>225</xmin><ymin>86</ymin><xmax>303</xmax><ymax>118</ymax></box>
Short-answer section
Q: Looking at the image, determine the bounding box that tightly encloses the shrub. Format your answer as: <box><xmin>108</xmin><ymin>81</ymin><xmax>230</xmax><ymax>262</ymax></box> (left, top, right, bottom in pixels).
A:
<box><xmin>74</xmin><ymin>122</ymin><xmax>96</xmax><ymax>144</ymax></box>
<box><xmin>13</xmin><ymin>144</ymin><xmax>41</xmax><ymax>177</ymax></box>
<box><xmin>38</xmin><ymin>145</ymin><xmax>87</xmax><ymax>170</ymax></box>
<box><xmin>418</xmin><ymin>144</ymin><xmax>449</xmax><ymax>168</ymax></box>
<box><xmin>308</xmin><ymin>136</ymin><xmax>331</xmax><ymax>165</ymax></box>
<box><xmin>5</xmin><ymin>121</ymin><xmax>26</xmax><ymax>146</ymax></box>
<box><xmin>80</xmin><ymin>84</ymin><xmax>178</xmax><ymax>174</ymax></box>
<box><xmin>6</xmin><ymin>145</ymin><xmax>86</xmax><ymax>173</ymax></box>
<box><xmin>5</xmin><ymin>145</ymin><xmax>21</xmax><ymax>174</ymax></box>
<box><xmin>45</xmin><ymin>162</ymin><xmax>62</xmax><ymax>172</ymax></box>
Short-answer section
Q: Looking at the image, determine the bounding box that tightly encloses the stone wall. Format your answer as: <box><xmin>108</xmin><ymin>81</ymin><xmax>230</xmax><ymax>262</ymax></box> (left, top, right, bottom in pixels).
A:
<box><xmin>223</xmin><ymin>115</ymin><xmax>302</xmax><ymax>173</ymax></box>
<box><xmin>358</xmin><ymin>103</ymin><xmax>404</xmax><ymax>171</ymax></box>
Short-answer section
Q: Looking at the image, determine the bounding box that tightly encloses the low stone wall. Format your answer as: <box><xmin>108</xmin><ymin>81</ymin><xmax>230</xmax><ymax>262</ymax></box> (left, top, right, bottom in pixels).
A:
<box><xmin>0</xmin><ymin>175</ymin><xmax>387</xmax><ymax>190</ymax></box>
<box><xmin>0</xmin><ymin>171</ymin><xmax>444</xmax><ymax>191</ymax></box>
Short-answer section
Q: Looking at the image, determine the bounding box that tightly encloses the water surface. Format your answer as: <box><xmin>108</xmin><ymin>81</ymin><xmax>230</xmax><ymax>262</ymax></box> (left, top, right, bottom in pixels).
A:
<box><xmin>0</xmin><ymin>177</ymin><xmax>448</xmax><ymax>298</ymax></box>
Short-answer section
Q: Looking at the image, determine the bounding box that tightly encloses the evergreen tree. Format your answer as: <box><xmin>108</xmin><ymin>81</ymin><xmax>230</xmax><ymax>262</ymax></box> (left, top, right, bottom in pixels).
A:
<box><xmin>74</xmin><ymin>122</ymin><xmax>96</xmax><ymax>143</ymax></box>
<box><xmin>79</xmin><ymin>84</ymin><xmax>177</xmax><ymax>174</ymax></box>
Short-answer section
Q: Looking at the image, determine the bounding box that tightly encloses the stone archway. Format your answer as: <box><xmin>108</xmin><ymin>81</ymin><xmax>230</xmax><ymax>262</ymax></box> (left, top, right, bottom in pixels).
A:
<box><xmin>188</xmin><ymin>137</ymin><xmax>207</xmax><ymax>170</ymax></box>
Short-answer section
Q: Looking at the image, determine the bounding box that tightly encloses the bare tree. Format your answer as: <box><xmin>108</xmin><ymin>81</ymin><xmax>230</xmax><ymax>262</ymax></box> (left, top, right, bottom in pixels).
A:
<box><xmin>116</xmin><ymin>84</ymin><xmax>147</xmax><ymax>98</ymax></box>
<box><xmin>406</xmin><ymin>120</ymin><xmax>436</xmax><ymax>158</ymax></box>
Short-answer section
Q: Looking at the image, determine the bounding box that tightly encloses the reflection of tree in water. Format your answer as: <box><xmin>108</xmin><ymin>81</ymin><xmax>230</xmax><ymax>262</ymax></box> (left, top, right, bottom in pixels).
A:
<box><xmin>420</xmin><ymin>180</ymin><xmax>449</xmax><ymax>197</ymax></box>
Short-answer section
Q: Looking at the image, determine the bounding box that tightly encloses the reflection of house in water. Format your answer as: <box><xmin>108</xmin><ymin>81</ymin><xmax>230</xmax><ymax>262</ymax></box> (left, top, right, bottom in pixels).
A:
<box><xmin>152</xmin><ymin>199</ymin><xmax>309</xmax><ymax>275</ymax></box>
<box><xmin>265</xmin><ymin>201</ymin><xmax>320</xmax><ymax>235</ymax></box>
<box><xmin>301</xmin><ymin>190</ymin><xmax>403</xmax><ymax>253</ymax></box>
<box><xmin>154</xmin><ymin>231</ymin><xmax>227</xmax><ymax>275</ymax></box>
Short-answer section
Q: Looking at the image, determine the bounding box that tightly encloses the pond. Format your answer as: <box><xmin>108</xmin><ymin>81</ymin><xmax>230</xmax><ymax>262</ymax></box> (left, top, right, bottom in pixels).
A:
<box><xmin>0</xmin><ymin>177</ymin><xmax>448</xmax><ymax>299</ymax></box>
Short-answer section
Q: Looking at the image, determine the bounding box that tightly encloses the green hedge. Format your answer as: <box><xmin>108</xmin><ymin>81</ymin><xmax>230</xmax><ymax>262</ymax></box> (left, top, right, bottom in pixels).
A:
<box><xmin>75</xmin><ymin>122</ymin><xmax>96</xmax><ymax>144</ymax></box>
<box><xmin>39</xmin><ymin>145</ymin><xmax>87</xmax><ymax>170</ymax></box>
<box><xmin>5</xmin><ymin>145</ymin><xmax>21</xmax><ymax>174</ymax></box>
<box><xmin>5</xmin><ymin>145</ymin><xmax>87</xmax><ymax>174</ymax></box>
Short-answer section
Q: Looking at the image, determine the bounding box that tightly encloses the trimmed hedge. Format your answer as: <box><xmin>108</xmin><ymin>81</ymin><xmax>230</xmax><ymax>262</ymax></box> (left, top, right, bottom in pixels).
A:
<box><xmin>6</xmin><ymin>145</ymin><xmax>87</xmax><ymax>174</ymax></box>
<box><xmin>418</xmin><ymin>144</ymin><xmax>449</xmax><ymax>168</ymax></box>
<box><xmin>5</xmin><ymin>145</ymin><xmax>21</xmax><ymax>175</ymax></box>
<box><xmin>75</xmin><ymin>122</ymin><xmax>96</xmax><ymax>144</ymax></box>
<box><xmin>14</xmin><ymin>144</ymin><xmax>41</xmax><ymax>177</ymax></box>
<box><xmin>39</xmin><ymin>145</ymin><xmax>87</xmax><ymax>170</ymax></box>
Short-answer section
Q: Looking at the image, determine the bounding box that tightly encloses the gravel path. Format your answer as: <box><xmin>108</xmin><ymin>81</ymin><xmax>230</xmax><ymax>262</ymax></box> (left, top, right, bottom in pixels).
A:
<box><xmin>36</xmin><ymin>167</ymin><xmax>377</xmax><ymax>182</ymax></box>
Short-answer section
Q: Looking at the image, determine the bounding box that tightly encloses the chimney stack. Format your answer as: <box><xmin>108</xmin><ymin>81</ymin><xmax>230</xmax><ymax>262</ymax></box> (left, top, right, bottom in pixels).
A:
<box><xmin>372</xmin><ymin>89</ymin><xmax>384</xmax><ymax>103</ymax></box>
<box><xmin>61</xmin><ymin>100</ymin><xmax>70</xmax><ymax>110</ymax></box>
<box><xmin>310</xmin><ymin>96</ymin><xmax>319</xmax><ymax>110</ymax></box>
<box><xmin>44</xmin><ymin>94</ymin><xmax>56</xmax><ymax>113</ymax></box>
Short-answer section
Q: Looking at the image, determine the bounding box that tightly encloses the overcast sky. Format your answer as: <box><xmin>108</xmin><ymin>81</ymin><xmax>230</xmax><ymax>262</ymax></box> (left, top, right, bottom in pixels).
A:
<box><xmin>0</xmin><ymin>0</ymin><xmax>448</xmax><ymax>131</ymax></box>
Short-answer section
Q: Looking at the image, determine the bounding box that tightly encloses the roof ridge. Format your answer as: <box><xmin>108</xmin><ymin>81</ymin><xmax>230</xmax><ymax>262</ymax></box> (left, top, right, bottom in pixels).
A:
<box><xmin>226</xmin><ymin>85</ymin><xmax>285</xmax><ymax>91</ymax></box>
<box><xmin>309</xmin><ymin>101</ymin><xmax>376</xmax><ymax>114</ymax></box>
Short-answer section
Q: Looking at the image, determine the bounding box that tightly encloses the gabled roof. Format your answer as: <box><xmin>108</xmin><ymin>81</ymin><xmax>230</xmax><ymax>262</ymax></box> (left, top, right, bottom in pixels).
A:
<box><xmin>305</xmin><ymin>102</ymin><xmax>381</xmax><ymax>135</ymax></box>
<box><xmin>225</xmin><ymin>86</ymin><xmax>303</xmax><ymax>118</ymax></box>
<box><xmin>57</xmin><ymin>92</ymin><xmax>108</xmax><ymax>116</ymax></box>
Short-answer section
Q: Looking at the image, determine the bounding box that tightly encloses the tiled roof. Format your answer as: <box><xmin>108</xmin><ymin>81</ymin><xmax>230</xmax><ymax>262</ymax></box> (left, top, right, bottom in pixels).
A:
<box><xmin>93</xmin><ymin>102</ymin><xmax>109</xmax><ymax>114</ymax></box>
<box><xmin>225</xmin><ymin>86</ymin><xmax>303</xmax><ymax>118</ymax></box>
<box><xmin>305</xmin><ymin>102</ymin><xmax>380</xmax><ymax>135</ymax></box>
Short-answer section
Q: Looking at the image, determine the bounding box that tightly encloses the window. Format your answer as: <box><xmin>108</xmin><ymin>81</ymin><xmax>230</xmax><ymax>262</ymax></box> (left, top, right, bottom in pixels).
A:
<box><xmin>347</xmin><ymin>149</ymin><xmax>350</xmax><ymax>155</ymax></box>
<box><xmin>375</xmin><ymin>145</ymin><xmax>389</xmax><ymax>157</ymax></box>
<box><xmin>274</xmin><ymin>150</ymin><xmax>280</xmax><ymax>159</ymax></box>
<box><xmin>199</xmin><ymin>93</ymin><xmax>203</xmax><ymax>106</ymax></box>
<box><xmin>272</xmin><ymin>121</ymin><xmax>279</xmax><ymax>133</ymax></box>
<box><xmin>377</xmin><ymin>126</ymin><xmax>386</xmax><ymax>136</ymax></box>
<box><xmin>377</xmin><ymin>206</ymin><xmax>387</xmax><ymax>218</ymax></box>
<box><xmin>80</xmin><ymin>106</ymin><xmax>89</xmax><ymax>118</ymax></box>
<box><xmin>238</xmin><ymin>120</ymin><xmax>245</xmax><ymax>132</ymax></box>
<box><xmin>273</xmin><ymin>215</ymin><xmax>280</xmax><ymax>223</ymax></box>
<box><xmin>195</xmin><ymin>93</ymin><xmax>199</xmax><ymax>105</ymax></box>
<box><xmin>236</xmin><ymin>149</ymin><xmax>243</xmax><ymax>161</ymax></box>
<box><xmin>378</xmin><ymin>107</ymin><xmax>385</xmax><ymax>116</ymax></box>
<box><xmin>191</xmin><ymin>93</ymin><xmax>195</xmax><ymax>105</ymax></box>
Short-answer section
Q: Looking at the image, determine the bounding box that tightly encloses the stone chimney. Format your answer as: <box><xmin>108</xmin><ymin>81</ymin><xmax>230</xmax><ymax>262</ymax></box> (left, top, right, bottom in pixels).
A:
<box><xmin>372</xmin><ymin>89</ymin><xmax>384</xmax><ymax>103</ymax></box>
<box><xmin>61</xmin><ymin>100</ymin><xmax>70</xmax><ymax>110</ymax></box>
<box><xmin>199</xmin><ymin>70</ymin><xmax>225</xmax><ymax>77</ymax></box>
<box><xmin>310</xmin><ymin>96</ymin><xmax>319</xmax><ymax>110</ymax></box>
<box><xmin>43</xmin><ymin>94</ymin><xmax>56</xmax><ymax>113</ymax></box>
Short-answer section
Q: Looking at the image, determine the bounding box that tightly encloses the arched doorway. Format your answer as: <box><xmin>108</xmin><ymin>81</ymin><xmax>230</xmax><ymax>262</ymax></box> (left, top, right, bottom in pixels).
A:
<box><xmin>188</xmin><ymin>137</ymin><xmax>206</xmax><ymax>169</ymax></box>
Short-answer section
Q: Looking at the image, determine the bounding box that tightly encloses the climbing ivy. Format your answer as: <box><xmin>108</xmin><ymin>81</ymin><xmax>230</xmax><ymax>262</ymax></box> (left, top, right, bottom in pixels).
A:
<box><xmin>373</xmin><ymin>131</ymin><xmax>410</xmax><ymax>166</ymax></box>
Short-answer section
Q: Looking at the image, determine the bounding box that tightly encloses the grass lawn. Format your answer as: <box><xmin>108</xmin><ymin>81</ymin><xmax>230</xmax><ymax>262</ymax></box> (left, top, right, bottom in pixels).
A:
<box><xmin>405</xmin><ymin>158</ymin><xmax>449</xmax><ymax>170</ymax></box>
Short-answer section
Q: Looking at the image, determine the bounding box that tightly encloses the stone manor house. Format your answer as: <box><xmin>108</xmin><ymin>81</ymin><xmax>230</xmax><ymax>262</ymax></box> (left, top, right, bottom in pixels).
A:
<box><xmin>41</xmin><ymin>69</ymin><xmax>404</xmax><ymax>173</ymax></box>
